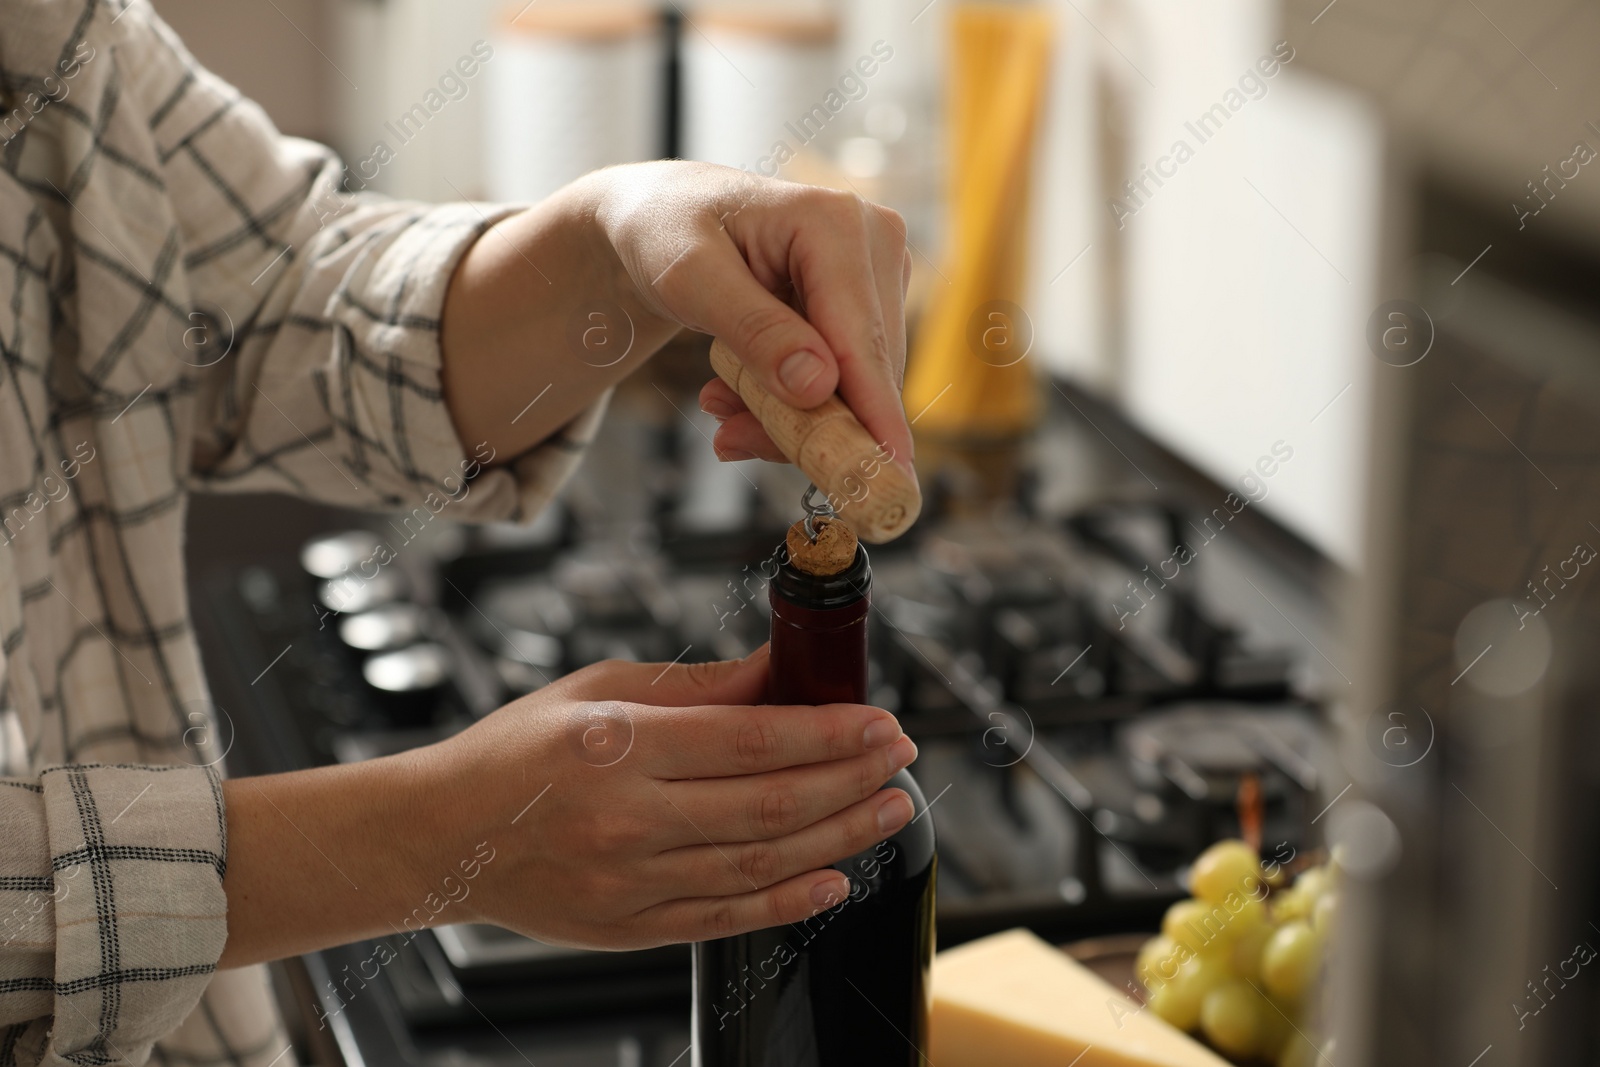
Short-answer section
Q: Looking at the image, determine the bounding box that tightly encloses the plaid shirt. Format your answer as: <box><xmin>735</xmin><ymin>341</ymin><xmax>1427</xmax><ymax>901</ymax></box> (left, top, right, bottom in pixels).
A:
<box><xmin>0</xmin><ymin>1</ymin><xmax>605</xmax><ymax>1063</ymax></box>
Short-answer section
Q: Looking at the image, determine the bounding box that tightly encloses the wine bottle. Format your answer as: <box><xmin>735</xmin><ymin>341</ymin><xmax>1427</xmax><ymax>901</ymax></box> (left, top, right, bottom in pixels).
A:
<box><xmin>692</xmin><ymin>521</ymin><xmax>937</xmax><ymax>1066</ymax></box>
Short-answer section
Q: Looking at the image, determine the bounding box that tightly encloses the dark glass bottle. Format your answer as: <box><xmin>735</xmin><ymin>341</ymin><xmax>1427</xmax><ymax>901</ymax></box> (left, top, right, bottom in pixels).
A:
<box><xmin>692</xmin><ymin>537</ymin><xmax>937</xmax><ymax>1066</ymax></box>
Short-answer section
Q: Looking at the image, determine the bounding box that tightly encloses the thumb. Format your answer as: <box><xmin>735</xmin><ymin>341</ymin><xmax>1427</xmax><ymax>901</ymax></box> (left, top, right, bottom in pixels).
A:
<box><xmin>568</xmin><ymin>645</ymin><xmax>771</xmax><ymax>708</ymax></box>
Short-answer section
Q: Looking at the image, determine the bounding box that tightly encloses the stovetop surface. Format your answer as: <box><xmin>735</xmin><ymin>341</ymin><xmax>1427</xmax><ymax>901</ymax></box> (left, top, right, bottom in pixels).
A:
<box><xmin>191</xmin><ymin>393</ymin><xmax>1339</xmax><ymax>1066</ymax></box>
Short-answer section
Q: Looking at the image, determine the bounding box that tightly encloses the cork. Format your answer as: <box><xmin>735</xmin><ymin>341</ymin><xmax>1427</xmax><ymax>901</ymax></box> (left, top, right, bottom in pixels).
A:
<box><xmin>786</xmin><ymin>517</ymin><xmax>857</xmax><ymax>577</ymax></box>
<box><xmin>709</xmin><ymin>339</ymin><xmax>922</xmax><ymax>543</ymax></box>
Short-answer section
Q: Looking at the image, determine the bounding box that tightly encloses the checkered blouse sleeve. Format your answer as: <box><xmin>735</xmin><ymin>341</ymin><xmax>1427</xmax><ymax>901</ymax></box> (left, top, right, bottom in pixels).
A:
<box><xmin>134</xmin><ymin>3</ymin><xmax>606</xmax><ymax>521</ymax></box>
<box><xmin>0</xmin><ymin>767</ymin><xmax>229</xmax><ymax>1063</ymax></box>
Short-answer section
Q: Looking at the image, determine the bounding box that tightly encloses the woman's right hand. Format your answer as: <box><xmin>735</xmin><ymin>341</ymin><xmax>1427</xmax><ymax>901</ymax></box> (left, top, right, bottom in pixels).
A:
<box><xmin>429</xmin><ymin>646</ymin><xmax>917</xmax><ymax>949</ymax></box>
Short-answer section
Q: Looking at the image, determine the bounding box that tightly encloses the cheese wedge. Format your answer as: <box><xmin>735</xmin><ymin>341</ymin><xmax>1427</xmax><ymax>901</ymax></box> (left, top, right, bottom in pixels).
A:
<box><xmin>930</xmin><ymin>929</ymin><xmax>1234</xmax><ymax>1067</ymax></box>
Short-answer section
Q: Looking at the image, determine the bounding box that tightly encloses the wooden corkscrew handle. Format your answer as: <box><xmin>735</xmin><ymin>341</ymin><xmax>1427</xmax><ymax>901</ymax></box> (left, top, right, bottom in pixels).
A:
<box><xmin>709</xmin><ymin>338</ymin><xmax>921</xmax><ymax>544</ymax></box>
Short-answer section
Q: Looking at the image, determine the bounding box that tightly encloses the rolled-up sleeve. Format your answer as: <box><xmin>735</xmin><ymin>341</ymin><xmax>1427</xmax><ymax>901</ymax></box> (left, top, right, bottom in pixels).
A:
<box><xmin>0</xmin><ymin>766</ymin><xmax>227</xmax><ymax>1065</ymax></box>
<box><xmin>114</xmin><ymin>0</ymin><xmax>605</xmax><ymax>521</ymax></box>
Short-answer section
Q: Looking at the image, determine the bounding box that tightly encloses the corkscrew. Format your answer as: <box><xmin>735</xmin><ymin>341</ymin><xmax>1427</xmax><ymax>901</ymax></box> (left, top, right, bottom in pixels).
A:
<box><xmin>800</xmin><ymin>483</ymin><xmax>836</xmax><ymax>542</ymax></box>
<box><xmin>707</xmin><ymin>338</ymin><xmax>922</xmax><ymax>543</ymax></box>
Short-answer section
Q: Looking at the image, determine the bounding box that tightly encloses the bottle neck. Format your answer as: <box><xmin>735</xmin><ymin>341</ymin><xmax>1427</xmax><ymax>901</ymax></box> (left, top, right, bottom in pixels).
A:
<box><xmin>767</xmin><ymin>545</ymin><xmax>871</xmax><ymax>706</ymax></box>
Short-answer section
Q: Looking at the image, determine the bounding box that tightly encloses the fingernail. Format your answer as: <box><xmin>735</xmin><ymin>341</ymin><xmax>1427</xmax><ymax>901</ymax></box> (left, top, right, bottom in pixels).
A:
<box><xmin>701</xmin><ymin>397</ymin><xmax>737</xmax><ymax>419</ymax></box>
<box><xmin>863</xmin><ymin>718</ymin><xmax>899</xmax><ymax>749</ymax></box>
<box><xmin>888</xmin><ymin>736</ymin><xmax>917</xmax><ymax>770</ymax></box>
<box><xmin>779</xmin><ymin>350</ymin><xmax>825</xmax><ymax>396</ymax></box>
<box><xmin>811</xmin><ymin>874</ymin><xmax>849</xmax><ymax>908</ymax></box>
<box><xmin>876</xmin><ymin>792</ymin><xmax>915</xmax><ymax>834</ymax></box>
<box><xmin>716</xmin><ymin>447</ymin><xmax>757</xmax><ymax>462</ymax></box>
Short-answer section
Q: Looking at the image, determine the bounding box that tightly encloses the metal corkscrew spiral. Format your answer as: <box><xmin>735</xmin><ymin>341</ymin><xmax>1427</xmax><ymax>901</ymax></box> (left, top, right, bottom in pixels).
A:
<box><xmin>800</xmin><ymin>483</ymin><xmax>836</xmax><ymax>542</ymax></box>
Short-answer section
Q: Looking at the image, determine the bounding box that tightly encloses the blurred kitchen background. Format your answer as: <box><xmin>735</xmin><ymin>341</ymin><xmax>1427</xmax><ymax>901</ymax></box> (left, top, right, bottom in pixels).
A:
<box><xmin>155</xmin><ymin>0</ymin><xmax>1600</xmax><ymax>1064</ymax></box>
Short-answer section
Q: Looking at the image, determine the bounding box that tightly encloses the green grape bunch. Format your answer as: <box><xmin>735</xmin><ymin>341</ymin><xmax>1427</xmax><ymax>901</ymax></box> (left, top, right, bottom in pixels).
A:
<box><xmin>1137</xmin><ymin>840</ymin><xmax>1340</xmax><ymax>1066</ymax></box>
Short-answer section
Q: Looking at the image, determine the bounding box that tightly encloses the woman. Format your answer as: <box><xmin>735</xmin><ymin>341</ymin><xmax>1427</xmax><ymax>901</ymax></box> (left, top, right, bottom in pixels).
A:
<box><xmin>0</xmin><ymin>1</ymin><xmax>920</xmax><ymax>1063</ymax></box>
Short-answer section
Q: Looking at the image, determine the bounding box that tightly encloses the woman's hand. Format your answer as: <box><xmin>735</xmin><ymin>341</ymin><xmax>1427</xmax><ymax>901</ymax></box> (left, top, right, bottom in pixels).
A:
<box><xmin>591</xmin><ymin>162</ymin><xmax>915</xmax><ymax>470</ymax></box>
<box><xmin>441</xmin><ymin>648</ymin><xmax>917</xmax><ymax>948</ymax></box>
<box><xmin>218</xmin><ymin>648</ymin><xmax>917</xmax><ymax>966</ymax></box>
<box><xmin>442</xmin><ymin>162</ymin><xmax>916</xmax><ymax>478</ymax></box>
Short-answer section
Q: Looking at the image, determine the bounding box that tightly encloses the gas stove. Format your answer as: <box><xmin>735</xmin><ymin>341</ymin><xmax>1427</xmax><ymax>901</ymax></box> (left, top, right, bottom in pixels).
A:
<box><xmin>199</xmin><ymin>448</ymin><xmax>1329</xmax><ymax>1065</ymax></box>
